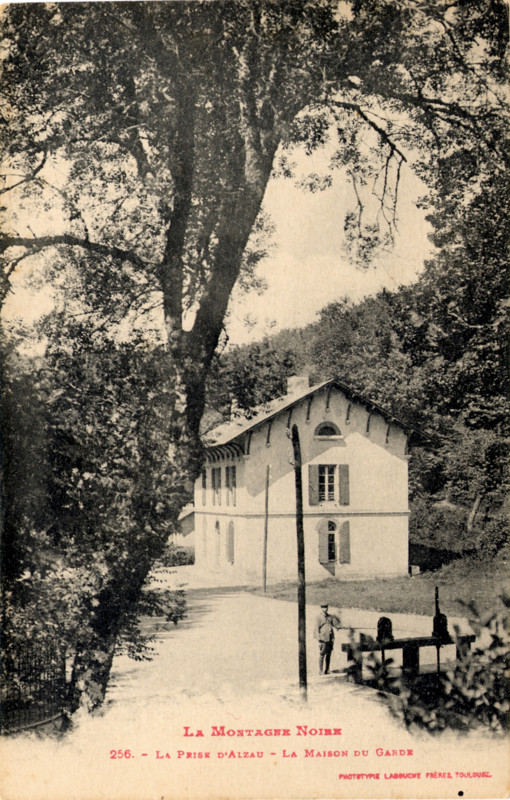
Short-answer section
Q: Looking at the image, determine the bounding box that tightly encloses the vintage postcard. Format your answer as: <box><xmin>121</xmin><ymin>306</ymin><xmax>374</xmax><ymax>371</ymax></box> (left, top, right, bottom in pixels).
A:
<box><xmin>0</xmin><ymin>1</ymin><xmax>508</xmax><ymax>799</ymax></box>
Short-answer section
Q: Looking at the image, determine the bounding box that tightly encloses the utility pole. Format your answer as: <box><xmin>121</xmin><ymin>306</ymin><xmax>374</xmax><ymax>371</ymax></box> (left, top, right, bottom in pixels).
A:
<box><xmin>291</xmin><ymin>424</ymin><xmax>307</xmax><ymax>701</ymax></box>
<box><xmin>263</xmin><ymin>465</ymin><xmax>270</xmax><ymax>593</ymax></box>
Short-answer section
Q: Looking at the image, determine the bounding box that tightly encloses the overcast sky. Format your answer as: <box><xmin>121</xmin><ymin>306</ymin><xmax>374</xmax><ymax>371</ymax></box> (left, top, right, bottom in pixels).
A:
<box><xmin>3</xmin><ymin>141</ymin><xmax>433</xmax><ymax>349</ymax></box>
<box><xmin>225</xmin><ymin>158</ymin><xmax>432</xmax><ymax>345</ymax></box>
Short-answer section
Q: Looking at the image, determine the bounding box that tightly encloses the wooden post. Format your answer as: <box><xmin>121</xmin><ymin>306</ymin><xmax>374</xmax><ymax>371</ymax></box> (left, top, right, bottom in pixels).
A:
<box><xmin>291</xmin><ymin>424</ymin><xmax>307</xmax><ymax>701</ymax></box>
<box><xmin>263</xmin><ymin>465</ymin><xmax>270</xmax><ymax>593</ymax></box>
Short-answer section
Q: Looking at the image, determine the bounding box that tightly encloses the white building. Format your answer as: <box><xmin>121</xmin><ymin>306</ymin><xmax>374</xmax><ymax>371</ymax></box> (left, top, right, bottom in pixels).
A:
<box><xmin>192</xmin><ymin>376</ymin><xmax>416</xmax><ymax>584</ymax></box>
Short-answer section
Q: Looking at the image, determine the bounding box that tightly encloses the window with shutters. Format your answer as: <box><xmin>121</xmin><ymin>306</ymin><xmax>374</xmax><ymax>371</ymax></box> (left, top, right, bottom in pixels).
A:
<box><xmin>318</xmin><ymin>520</ymin><xmax>351</xmax><ymax>565</ymax></box>
<box><xmin>226</xmin><ymin>465</ymin><xmax>237</xmax><ymax>506</ymax></box>
<box><xmin>318</xmin><ymin>520</ymin><xmax>337</xmax><ymax>563</ymax></box>
<box><xmin>309</xmin><ymin>464</ymin><xmax>350</xmax><ymax>505</ymax></box>
<box><xmin>212</xmin><ymin>467</ymin><xmax>221</xmax><ymax>505</ymax></box>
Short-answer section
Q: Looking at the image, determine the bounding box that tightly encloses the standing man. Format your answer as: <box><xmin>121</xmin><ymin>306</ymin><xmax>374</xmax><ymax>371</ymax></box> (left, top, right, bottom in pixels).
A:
<box><xmin>314</xmin><ymin>602</ymin><xmax>342</xmax><ymax>675</ymax></box>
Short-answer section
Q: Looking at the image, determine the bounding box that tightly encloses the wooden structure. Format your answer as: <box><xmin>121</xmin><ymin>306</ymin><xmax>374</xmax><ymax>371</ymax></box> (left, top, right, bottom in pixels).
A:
<box><xmin>342</xmin><ymin>633</ymin><xmax>476</xmax><ymax>683</ymax></box>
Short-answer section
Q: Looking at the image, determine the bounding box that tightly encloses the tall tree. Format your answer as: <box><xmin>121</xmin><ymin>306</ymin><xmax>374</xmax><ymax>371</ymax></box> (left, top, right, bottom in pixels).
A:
<box><xmin>0</xmin><ymin>1</ymin><xmax>507</xmax><ymax>709</ymax></box>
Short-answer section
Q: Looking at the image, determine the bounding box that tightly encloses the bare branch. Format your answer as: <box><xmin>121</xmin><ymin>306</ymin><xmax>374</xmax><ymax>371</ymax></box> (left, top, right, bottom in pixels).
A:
<box><xmin>393</xmin><ymin>157</ymin><xmax>403</xmax><ymax>223</ymax></box>
<box><xmin>447</xmin><ymin>309</ymin><xmax>496</xmax><ymax>330</ymax></box>
<box><xmin>97</xmin><ymin>195</ymin><xmax>130</xmax><ymax>238</ymax></box>
<box><xmin>392</xmin><ymin>79</ymin><xmax>507</xmax><ymax>153</ymax></box>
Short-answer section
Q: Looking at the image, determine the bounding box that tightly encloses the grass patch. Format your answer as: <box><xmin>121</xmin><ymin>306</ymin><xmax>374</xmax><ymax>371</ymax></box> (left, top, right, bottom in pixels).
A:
<box><xmin>248</xmin><ymin>550</ymin><xmax>509</xmax><ymax>618</ymax></box>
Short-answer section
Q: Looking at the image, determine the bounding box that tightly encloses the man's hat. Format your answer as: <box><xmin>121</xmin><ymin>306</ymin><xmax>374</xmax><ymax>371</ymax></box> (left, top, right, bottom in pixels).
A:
<box><xmin>320</xmin><ymin>603</ymin><xmax>329</xmax><ymax>608</ymax></box>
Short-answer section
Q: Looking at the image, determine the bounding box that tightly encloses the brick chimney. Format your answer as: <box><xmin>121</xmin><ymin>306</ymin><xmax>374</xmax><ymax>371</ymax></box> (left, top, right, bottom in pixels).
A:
<box><xmin>286</xmin><ymin>375</ymin><xmax>310</xmax><ymax>395</ymax></box>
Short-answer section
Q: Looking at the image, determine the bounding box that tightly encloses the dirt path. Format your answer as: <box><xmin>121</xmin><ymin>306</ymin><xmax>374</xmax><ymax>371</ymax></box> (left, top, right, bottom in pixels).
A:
<box><xmin>107</xmin><ymin>587</ymin><xmax>382</xmax><ymax>704</ymax></box>
<box><xmin>1</xmin><ymin>571</ymin><xmax>507</xmax><ymax>800</ymax></box>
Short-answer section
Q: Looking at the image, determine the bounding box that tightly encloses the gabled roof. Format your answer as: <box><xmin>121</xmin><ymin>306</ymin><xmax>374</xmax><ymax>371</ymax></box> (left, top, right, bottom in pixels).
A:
<box><xmin>203</xmin><ymin>377</ymin><xmax>422</xmax><ymax>452</ymax></box>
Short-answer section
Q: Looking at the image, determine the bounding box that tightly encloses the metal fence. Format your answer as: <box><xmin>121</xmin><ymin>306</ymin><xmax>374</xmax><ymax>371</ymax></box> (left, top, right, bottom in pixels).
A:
<box><xmin>1</xmin><ymin>642</ymin><xmax>66</xmax><ymax>734</ymax></box>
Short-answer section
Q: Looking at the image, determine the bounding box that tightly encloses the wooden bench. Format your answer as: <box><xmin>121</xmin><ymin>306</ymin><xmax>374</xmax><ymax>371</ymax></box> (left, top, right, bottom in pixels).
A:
<box><xmin>341</xmin><ymin>634</ymin><xmax>476</xmax><ymax>683</ymax></box>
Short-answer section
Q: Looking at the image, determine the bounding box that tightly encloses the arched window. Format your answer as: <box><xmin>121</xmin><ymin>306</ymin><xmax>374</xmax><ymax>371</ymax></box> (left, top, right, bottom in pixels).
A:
<box><xmin>327</xmin><ymin>520</ymin><xmax>337</xmax><ymax>561</ymax></box>
<box><xmin>318</xmin><ymin>519</ymin><xmax>351</xmax><ymax>564</ymax></box>
<box><xmin>314</xmin><ymin>422</ymin><xmax>341</xmax><ymax>438</ymax></box>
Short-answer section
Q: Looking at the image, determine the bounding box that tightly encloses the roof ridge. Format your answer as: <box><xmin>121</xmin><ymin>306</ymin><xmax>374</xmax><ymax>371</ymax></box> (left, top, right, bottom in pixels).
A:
<box><xmin>203</xmin><ymin>377</ymin><xmax>422</xmax><ymax>449</ymax></box>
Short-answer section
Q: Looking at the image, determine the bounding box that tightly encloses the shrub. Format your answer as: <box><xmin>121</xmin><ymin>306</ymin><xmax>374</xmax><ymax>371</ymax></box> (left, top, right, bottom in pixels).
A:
<box><xmin>156</xmin><ymin>542</ymin><xmax>195</xmax><ymax>568</ymax></box>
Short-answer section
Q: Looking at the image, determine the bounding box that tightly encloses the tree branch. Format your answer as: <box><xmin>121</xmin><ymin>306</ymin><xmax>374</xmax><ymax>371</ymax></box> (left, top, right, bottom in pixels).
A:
<box><xmin>0</xmin><ymin>234</ymin><xmax>151</xmax><ymax>271</ymax></box>
<box><xmin>389</xmin><ymin>80</ymin><xmax>507</xmax><ymax>155</ymax></box>
<box><xmin>0</xmin><ymin>252</ymin><xmax>35</xmax><ymax>304</ymax></box>
<box><xmin>332</xmin><ymin>100</ymin><xmax>408</xmax><ymax>163</ymax></box>
<box><xmin>232</xmin><ymin>7</ymin><xmax>277</xmax><ymax>189</ymax></box>
<box><xmin>436</xmin><ymin>17</ymin><xmax>508</xmax><ymax>109</ymax></box>
<box><xmin>0</xmin><ymin>150</ymin><xmax>48</xmax><ymax>196</ymax></box>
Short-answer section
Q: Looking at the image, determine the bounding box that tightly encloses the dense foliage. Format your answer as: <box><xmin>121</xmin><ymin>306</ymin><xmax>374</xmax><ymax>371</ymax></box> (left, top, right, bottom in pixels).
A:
<box><xmin>1</xmin><ymin>321</ymin><xmax>188</xmax><ymax>709</ymax></box>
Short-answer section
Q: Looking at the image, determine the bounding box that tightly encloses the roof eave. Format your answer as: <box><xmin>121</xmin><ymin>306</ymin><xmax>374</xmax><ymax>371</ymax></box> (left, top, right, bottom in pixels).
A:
<box><xmin>203</xmin><ymin>378</ymin><xmax>427</xmax><ymax>450</ymax></box>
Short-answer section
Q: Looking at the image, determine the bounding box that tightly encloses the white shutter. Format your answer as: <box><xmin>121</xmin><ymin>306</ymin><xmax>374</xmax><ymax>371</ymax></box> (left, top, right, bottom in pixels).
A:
<box><xmin>309</xmin><ymin>465</ymin><xmax>319</xmax><ymax>505</ymax></box>
<box><xmin>339</xmin><ymin>521</ymin><xmax>351</xmax><ymax>564</ymax></box>
<box><xmin>339</xmin><ymin>465</ymin><xmax>350</xmax><ymax>505</ymax></box>
<box><xmin>318</xmin><ymin>527</ymin><xmax>329</xmax><ymax>563</ymax></box>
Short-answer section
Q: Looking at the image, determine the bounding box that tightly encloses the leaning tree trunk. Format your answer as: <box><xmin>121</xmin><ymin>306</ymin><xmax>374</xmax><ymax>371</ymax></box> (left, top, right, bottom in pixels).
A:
<box><xmin>68</xmin><ymin>631</ymin><xmax>118</xmax><ymax>713</ymax></box>
<box><xmin>67</xmin><ymin>566</ymin><xmax>152</xmax><ymax>712</ymax></box>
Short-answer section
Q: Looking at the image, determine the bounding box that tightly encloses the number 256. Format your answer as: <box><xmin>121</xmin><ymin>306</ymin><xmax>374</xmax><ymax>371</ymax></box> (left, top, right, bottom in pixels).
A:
<box><xmin>110</xmin><ymin>749</ymin><xmax>132</xmax><ymax>759</ymax></box>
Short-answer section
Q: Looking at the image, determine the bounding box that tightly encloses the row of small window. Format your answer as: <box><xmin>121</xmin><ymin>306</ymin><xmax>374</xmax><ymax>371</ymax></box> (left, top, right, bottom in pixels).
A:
<box><xmin>309</xmin><ymin>464</ymin><xmax>350</xmax><ymax>505</ymax></box>
<box><xmin>201</xmin><ymin>466</ymin><xmax>237</xmax><ymax>506</ymax></box>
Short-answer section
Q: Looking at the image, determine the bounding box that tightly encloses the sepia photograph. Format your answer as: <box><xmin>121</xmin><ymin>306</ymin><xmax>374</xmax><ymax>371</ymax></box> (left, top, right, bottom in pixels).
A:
<box><xmin>0</xmin><ymin>1</ymin><xmax>508</xmax><ymax>798</ymax></box>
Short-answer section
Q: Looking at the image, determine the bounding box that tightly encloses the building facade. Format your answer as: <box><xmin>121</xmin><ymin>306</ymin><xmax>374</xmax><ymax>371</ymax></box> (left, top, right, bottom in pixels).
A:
<box><xmin>192</xmin><ymin>377</ymin><xmax>413</xmax><ymax>584</ymax></box>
